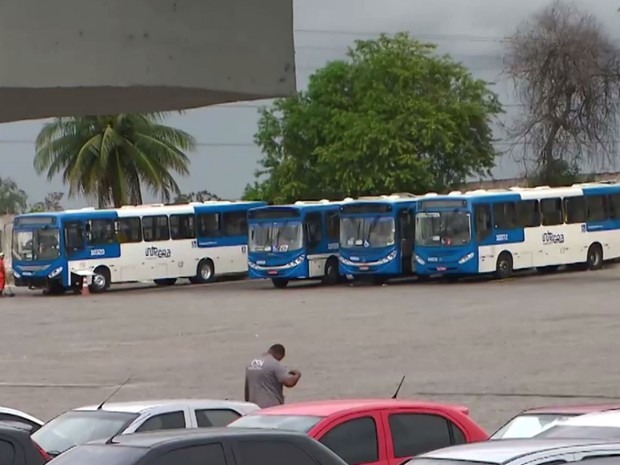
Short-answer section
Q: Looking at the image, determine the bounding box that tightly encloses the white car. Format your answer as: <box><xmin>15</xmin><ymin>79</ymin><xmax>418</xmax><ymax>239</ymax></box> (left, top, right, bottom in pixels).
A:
<box><xmin>32</xmin><ymin>398</ymin><xmax>260</xmax><ymax>457</ymax></box>
<box><xmin>536</xmin><ymin>410</ymin><xmax>620</xmax><ymax>440</ymax></box>
<box><xmin>0</xmin><ymin>406</ymin><xmax>44</xmax><ymax>433</ymax></box>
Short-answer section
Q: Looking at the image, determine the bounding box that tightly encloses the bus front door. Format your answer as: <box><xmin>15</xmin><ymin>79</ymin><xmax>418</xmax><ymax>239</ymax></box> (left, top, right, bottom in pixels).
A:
<box><xmin>397</xmin><ymin>209</ymin><xmax>414</xmax><ymax>274</ymax></box>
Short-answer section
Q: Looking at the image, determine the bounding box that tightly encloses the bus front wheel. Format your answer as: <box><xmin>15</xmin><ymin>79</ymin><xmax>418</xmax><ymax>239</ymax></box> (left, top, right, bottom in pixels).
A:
<box><xmin>587</xmin><ymin>243</ymin><xmax>603</xmax><ymax>270</ymax></box>
<box><xmin>190</xmin><ymin>259</ymin><xmax>215</xmax><ymax>284</ymax></box>
<box><xmin>90</xmin><ymin>267</ymin><xmax>111</xmax><ymax>293</ymax></box>
<box><xmin>272</xmin><ymin>279</ymin><xmax>289</xmax><ymax>289</ymax></box>
<box><xmin>495</xmin><ymin>252</ymin><xmax>513</xmax><ymax>279</ymax></box>
<box><xmin>322</xmin><ymin>258</ymin><xmax>340</xmax><ymax>285</ymax></box>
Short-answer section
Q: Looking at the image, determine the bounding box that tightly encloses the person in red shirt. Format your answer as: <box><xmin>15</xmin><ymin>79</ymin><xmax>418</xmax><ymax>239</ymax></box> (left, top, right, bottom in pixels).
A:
<box><xmin>0</xmin><ymin>252</ymin><xmax>5</xmax><ymax>297</ymax></box>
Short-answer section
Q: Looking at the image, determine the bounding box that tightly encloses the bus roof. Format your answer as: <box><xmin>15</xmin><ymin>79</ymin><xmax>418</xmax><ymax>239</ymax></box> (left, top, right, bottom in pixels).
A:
<box><xmin>14</xmin><ymin>201</ymin><xmax>266</xmax><ymax>221</ymax></box>
<box><xmin>416</xmin><ymin>182</ymin><xmax>620</xmax><ymax>203</ymax></box>
<box><xmin>250</xmin><ymin>199</ymin><xmax>352</xmax><ymax>213</ymax></box>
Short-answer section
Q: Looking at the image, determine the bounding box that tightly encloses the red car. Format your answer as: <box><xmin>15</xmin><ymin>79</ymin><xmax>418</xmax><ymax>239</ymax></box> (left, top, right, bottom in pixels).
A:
<box><xmin>228</xmin><ymin>399</ymin><xmax>488</xmax><ymax>465</ymax></box>
<box><xmin>491</xmin><ymin>403</ymin><xmax>620</xmax><ymax>440</ymax></box>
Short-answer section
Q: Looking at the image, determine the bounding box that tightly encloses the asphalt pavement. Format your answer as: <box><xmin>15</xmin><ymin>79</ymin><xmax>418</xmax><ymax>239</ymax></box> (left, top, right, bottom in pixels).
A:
<box><xmin>1</xmin><ymin>266</ymin><xmax>619</xmax><ymax>432</ymax></box>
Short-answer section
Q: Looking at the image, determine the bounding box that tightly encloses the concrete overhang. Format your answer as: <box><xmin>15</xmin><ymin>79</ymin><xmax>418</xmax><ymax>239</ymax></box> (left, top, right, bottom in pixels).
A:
<box><xmin>0</xmin><ymin>0</ymin><xmax>296</xmax><ymax>122</ymax></box>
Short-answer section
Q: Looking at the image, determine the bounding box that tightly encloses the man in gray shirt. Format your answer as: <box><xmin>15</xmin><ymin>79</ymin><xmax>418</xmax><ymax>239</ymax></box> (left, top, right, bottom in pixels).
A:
<box><xmin>244</xmin><ymin>344</ymin><xmax>301</xmax><ymax>408</ymax></box>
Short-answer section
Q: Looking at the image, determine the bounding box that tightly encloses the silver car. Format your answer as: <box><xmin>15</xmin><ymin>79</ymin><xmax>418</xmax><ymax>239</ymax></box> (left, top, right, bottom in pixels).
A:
<box><xmin>405</xmin><ymin>438</ymin><xmax>620</xmax><ymax>465</ymax></box>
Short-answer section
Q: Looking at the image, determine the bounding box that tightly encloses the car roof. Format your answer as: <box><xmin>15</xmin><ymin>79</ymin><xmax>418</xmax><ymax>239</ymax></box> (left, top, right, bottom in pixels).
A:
<box><xmin>74</xmin><ymin>399</ymin><xmax>259</xmax><ymax>414</ymax></box>
<box><xmin>0</xmin><ymin>406</ymin><xmax>44</xmax><ymax>426</ymax></box>
<box><xmin>251</xmin><ymin>399</ymin><xmax>469</xmax><ymax>417</ymax></box>
<box><xmin>523</xmin><ymin>404</ymin><xmax>620</xmax><ymax>415</ymax></box>
<box><xmin>419</xmin><ymin>439</ymin><xmax>620</xmax><ymax>464</ymax></box>
<box><xmin>553</xmin><ymin>410</ymin><xmax>620</xmax><ymax>427</ymax></box>
<box><xmin>105</xmin><ymin>427</ymin><xmax>309</xmax><ymax>448</ymax></box>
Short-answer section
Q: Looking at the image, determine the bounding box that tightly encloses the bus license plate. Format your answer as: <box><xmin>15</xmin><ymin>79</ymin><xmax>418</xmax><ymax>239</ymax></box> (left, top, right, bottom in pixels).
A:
<box><xmin>359</xmin><ymin>266</ymin><xmax>369</xmax><ymax>271</ymax></box>
<box><xmin>437</xmin><ymin>266</ymin><xmax>447</xmax><ymax>271</ymax></box>
<box><xmin>268</xmin><ymin>270</ymin><xmax>278</xmax><ymax>275</ymax></box>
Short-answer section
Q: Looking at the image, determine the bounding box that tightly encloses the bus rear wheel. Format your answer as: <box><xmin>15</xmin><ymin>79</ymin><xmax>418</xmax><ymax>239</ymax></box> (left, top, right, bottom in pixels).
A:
<box><xmin>154</xmin><ymin>278</ymin><xmax>177</xmax><ymax>286</ymax></box>
<box><xmin>322</xmin><ymin>258</ymin><xmax>340</xmax><ymax>285</ymax></box>
<box><xmin>587</xmin><ymin>243</ymin><xmax>603</xmax><ymax>270</ymax></box>
<box><xmin>190</xmin><ymin>259</ymin><xmax>215</xmax><ymax>284</ymax></box>
<box><xmin>495</xmin><ymin>252</ymin><xmax>513</xmax><ymax>279</ymax></box>
<box><xmin>272</xmin><ymin>278</ymin><xmax>289</xmax><ymax>289</ymax></box>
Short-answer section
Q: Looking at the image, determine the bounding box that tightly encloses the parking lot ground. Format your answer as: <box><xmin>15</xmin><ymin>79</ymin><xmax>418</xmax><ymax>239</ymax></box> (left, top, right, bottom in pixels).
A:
<box><xmin>2</xmin><ymin>265</ymin><xmax>620</xmax><ymax>432</ymax></box>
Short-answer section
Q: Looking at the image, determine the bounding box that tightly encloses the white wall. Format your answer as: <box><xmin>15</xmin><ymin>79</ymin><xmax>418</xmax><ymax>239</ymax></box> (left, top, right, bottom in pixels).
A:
<box><xmin>0</xmin><ymin>0</ymin><xmax>296</xmax><ymax>122</ymax></box>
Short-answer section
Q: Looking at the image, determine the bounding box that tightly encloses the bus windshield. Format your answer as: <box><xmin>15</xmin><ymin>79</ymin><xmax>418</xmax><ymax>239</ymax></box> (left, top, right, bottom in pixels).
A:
<box><xmin>249</xmin><ymin>221</ymin><xmax>304</xmax><ymax>252</ymax></box>
<box><xmin>340</xmin><ymin>216</ymin><xmax>395</xmax><ymax>248</ymax></box>
<box><xmin>12</xmin><ymin>228</ymin><xmax>61</xmax><ymax>261</ymax></box>
<box><xmin>415</xmin><ymin>211</ymin><xmax>471</xmax><ymax>247</ymax></box>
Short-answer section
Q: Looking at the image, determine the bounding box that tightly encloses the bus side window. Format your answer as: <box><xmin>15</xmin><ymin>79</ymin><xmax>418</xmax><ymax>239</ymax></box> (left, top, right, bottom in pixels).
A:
<box><xmin>516</xmin><ymin>200</ymin><xmax>540</xmax><ymax>227</ymax></box>
<box><xmin>197</xmin><ymin>213</ymin><xmax>221</xmax><ymax>237</ymax></box>
<box><xmin>305</xmin><ymin>212</ymin><xmax>323</xmax><ymax>248</ymax></box>
<box><xmin>586</xmin><ymin>195</ymin><xmax>608</xmax><ymax>222</ymax></box>
<box><xmin>143</xmin><ymin>215</ymin><xmax>170</xmax><ymax>242</ymax></box>
<box><xmin>608</xmin><ymin>194</ymin><xmax>620</xmax><ymax>220</ymax></box>
<box><xmin>492</xmin><ymin>202</ymin><xmax>517</xmax><ymax>230</ymax></box>
<box><xmin>564</xmin><ymin>196</ymin><xmax>586</xmax><ymax>224</ymax></box>
<box><xmin>541</xmin><ymin>198</ymin><xmax>563</xmax><ymax>226</ymax></box>
<box><xmin>117</xmin><ymin>217</ymin><xmax>142</xmax><ymax>243</ymax></box>
<box><xmin>87</xmin><ymin>219</ymin><xmax>116</xmax><ymax>245</ymax></box>
<box><xmin>222</xmin><ymin>211</ymin><xmax>248</xmax><ymax>236</ymax></box>
<box><xmin>170</xmin><ymin>214</ymin><xmax>196</xmax><ymax>240</ymax></box>
<box><xmin>474</xmin><ymin>204</ymin><xmax>492</xmax><ymax>241</ymax></box>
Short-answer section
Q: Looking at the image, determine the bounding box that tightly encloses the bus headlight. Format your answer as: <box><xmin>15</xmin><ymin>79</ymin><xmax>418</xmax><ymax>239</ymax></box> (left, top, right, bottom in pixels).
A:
<box><xmin>378</xmin><ymin>250</ymin><xmax>397</xmax><ymax>264</ymax></box>
<box><xmin>458</xmin><ymin>252</ymin><xmax>475</xmax><ymax>264</ymax></box>
<box><xmin>247</xmin><ymin>261</ymin><xmax>258</xmax><ymax>270</ymax></box>
<box><xmin>48</xmin><ymin>267</ymin><xmax>63</xmax><ymax>278</ymax></box>
<box><xmin>12</xmin><ymin>270</ymin><xmax>20</xmax><ymax>279</ymax></box>
<box><xmin>415</xmin><ymin>255</ymin><xmax>425</xmax><ymax>265</ymax></box>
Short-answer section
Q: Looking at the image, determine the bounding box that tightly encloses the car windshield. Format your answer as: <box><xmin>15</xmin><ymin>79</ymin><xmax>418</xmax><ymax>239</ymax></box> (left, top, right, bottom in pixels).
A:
<box><xmin>228</xmin><ymin>414</ymin><xmax>323</xmax><ymax>433</ymax></box>
<box><xmin>340</xmin><ymin>216</ymin><xmax>395</xmax><ymax>248</ymax></box>
<box><xmin>12</xmin><ymin>227</ymin><xmax>61</xmax><ymax>261</ymax></box>
<box><xmin>42</xmin><ymin>444</ymin><xmax>146</xmax><ymax>465</ymax></box>
<box><xmin>32</xmin><ymin>410</ymin><xmax>139</xmax><ymax>456</ymax></box>
<box><xmin>536</xmin><ymin>424</ymin><xmax>620</xmax><ymax>440</ymax></box>
<box><xmin>491</xmin><ymin>414</ymin><xmax>577</xmax><ymax>439</ymax></box>
<box><xmin>249</xmin><ymin>222</ymin><xmax>304</xmax><ymax>252</ymax></box>
<box><xmin>415</xmin><ymin>211</ymin><xmax>471</xmax><ymax>247</ymax></box>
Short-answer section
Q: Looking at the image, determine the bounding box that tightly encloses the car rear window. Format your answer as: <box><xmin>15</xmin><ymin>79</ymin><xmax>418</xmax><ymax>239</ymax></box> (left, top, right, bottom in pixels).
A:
<box><xmin>44</xmin><ymin>444</ymin><xmax>146</xmax><ymax>465</ymax></box>
<box><xmin>405</xmin><ymin>459</ymin><xmax>496</xmax><ymax>465</ymax></box>
<box><xmin>32</xmin><ymin>410</ymin><xmax>139</xmax><ymax>455</ymax></box>
<box><xmin>491</xmin><ymin>414</ymin><xmax>577</xmax><ymax>439</ymax></box>
<box><xmin>228</xmin><ymin>414</ymin><xmax>323</xmax><ymax>432</ymax></box>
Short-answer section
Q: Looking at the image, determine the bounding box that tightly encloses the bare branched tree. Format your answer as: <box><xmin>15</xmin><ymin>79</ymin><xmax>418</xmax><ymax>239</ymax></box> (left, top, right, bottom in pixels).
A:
<box><xmin>505</xmin><ymin>0</ymin><xmax>620</xmax><ymax>184</ymax></box>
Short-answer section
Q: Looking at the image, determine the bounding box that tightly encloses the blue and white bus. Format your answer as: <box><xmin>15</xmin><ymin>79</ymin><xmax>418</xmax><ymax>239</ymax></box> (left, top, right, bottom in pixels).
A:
<box><xmin>247</xmin><ymin>200</ymin><xmax>346</xmax><ymax>288</ymax></box>
<box><xmin>339</xmin><ymin>194</ymin><xmax>417</xmax><ymax>283</ymax></box>
<box><xmin>414</xmin><ymin>183</ymin><xmax>620</xmax><ymax>278</ymax></box>
<box><xmin>11</xmin><ymin>201</ymin><xmax>265</xmax><ymax>293</ymax></box>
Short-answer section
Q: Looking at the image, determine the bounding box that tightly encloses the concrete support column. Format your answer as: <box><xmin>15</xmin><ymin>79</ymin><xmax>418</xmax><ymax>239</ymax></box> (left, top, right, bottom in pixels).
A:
<box><xmin>0</xmin><ymin>0</ymin><xmax>296</xmax><ymax>122</ymax></box>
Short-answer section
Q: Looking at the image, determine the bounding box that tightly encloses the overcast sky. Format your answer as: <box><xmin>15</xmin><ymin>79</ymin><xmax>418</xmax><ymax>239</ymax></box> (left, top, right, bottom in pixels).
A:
<box><xmin>1</xmin><ymin>0</ymin><xmax>619</xmax><ymax>207</ymax></box>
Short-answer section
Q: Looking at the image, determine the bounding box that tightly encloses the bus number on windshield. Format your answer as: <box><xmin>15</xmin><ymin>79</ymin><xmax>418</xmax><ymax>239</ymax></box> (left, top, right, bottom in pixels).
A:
<box><xmin>495</xmin><ymin>234</ymin><xmax>508</xmax><ymax>242</ymax></box>
<box><xmin>90</xmin><ymin>249</ymin><xmax>105</xmax><ymax>256</ymax></box>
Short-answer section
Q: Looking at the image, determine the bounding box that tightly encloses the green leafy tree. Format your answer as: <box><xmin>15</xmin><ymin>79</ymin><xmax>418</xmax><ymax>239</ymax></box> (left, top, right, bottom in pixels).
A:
<box><xmin>173</xmin><ymin>190</ymin><xmax>222</xmax><ymax>204</ymax></box>
<box><xmin>30</xmin><ymin>192</ymin><xmax>64</xmax><ymax>212</ymax></box>
<box><xmin>0</xmin><ymin>177</ymin><xmax>28</xmax><ymax>214</ymax></box>
<box><xmin>245</xmin><ymin>33</ymin><xmax>503</xmax><ymax>203</ymax></box>
<box><xmin>34</xmin><ymin>113</ymin><xmax>196</xmax><ymax>208</ymax></box>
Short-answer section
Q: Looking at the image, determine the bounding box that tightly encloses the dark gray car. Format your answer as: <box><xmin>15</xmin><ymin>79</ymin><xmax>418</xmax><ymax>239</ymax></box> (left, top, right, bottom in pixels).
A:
<box><xmin>404</xmin><ymin>438</ymin><xmax>620</xmax><ymax>465</ymax></box>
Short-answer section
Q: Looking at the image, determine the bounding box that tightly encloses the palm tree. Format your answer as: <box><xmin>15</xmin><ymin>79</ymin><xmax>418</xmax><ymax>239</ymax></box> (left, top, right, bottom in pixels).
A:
<box><xmin>34</xmin><ymin>113</ymin><xmax>196</xmax><ymax>208</ymax></box>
